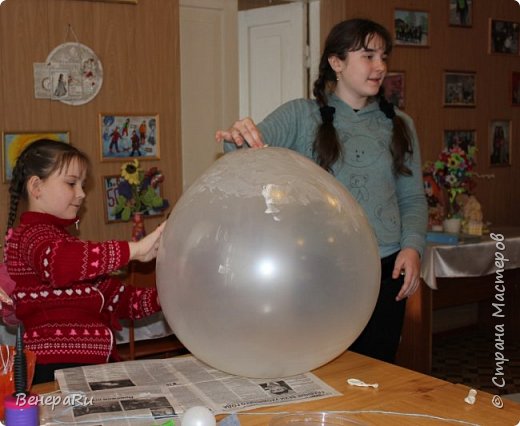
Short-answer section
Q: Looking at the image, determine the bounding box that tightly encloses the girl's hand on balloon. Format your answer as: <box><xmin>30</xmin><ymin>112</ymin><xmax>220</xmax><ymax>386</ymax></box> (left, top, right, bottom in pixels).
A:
<box><xmin>215</xmin><ymin>117</ymin><xmax>265</xmax><ymax>148</ymax></box>
<box><xmin>392</xmin><ymin>248</ymin><xmax>421</xmax><ymax>301</ymax></box>
<box><xmin>129</xmin><ymin>221</ymin><xmax>166</xmax><ymax>263</ymax></box>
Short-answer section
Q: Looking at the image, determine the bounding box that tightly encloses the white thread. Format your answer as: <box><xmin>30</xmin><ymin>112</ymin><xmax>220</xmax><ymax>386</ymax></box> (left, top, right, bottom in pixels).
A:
<box><xmin>239</xmin><ymin>410</ymin><xmax>480</xmax><ymax>425</ymax></box>
<box><xmin>44</xmin><ymin>409</ymin><xmax>481</xmax><ymax>426</ymax></box>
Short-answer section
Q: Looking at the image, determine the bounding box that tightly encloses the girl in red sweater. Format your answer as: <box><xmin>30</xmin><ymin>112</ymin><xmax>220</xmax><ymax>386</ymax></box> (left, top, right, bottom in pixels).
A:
<box><xmin>3</xmin><ymin>139</ymin><xmax>166</xmax><ymax>384</ymax></box>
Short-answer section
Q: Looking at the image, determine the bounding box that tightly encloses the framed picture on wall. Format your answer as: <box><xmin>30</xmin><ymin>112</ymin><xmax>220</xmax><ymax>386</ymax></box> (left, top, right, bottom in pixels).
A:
<box><xmin>512</xmin><ymin>71</ymin><xmax>520</xmax><ymax>106</ymax></box>
<box><xmin>99</xmin><ymin>114</ymin><xmax>159</xmax><ymax>161</ymax></box>
<box><xmin>394</xmin><ymin>9</ymin><xmax>429</xmax><ymax>47</ymax></box>
<box><xmin>102</xmin><ymin>174</ymin><xmax>164</xmax><ymax>223</ymax></box>
<box><xmin>489</xmin><ymin>120</ymin><xmax>511</xmax><ymax>167</ymax></box>
<box><xmin>382</xmin><ymin>71</ymin><xmax>405</xmax><ymax>109</ymax></box>
<box><xmin>102</xmin><ymin>175</ymin><xmax>124</xmax><ymax>223</ymax></box>
<box><xmin>443</xmin><ymin>71</ymin><xmax>476</xmax><ymax>107</ymax></box>
<box><xmin>2</xmin><ymin>131</ymin><xmax>70</xmax><ymax>182</ymax></box>
<box><xmin>489</xmin><ymin>19</ymin><xmax>520</xmax><ymax>55</ymax></box>
<box><xmin>72</xmin><ymin>0</ymin><xmax>138</xmax><ymax>4</ymax></box>
<box><xmin>448</xmin><ymin>0</ymin><xmax>473</xmax><ymax>27</ymax></box>
<box><xmin>443</xmin><ymin>129</ymin><xmax>476</xmax><ymax>152</ymax></box>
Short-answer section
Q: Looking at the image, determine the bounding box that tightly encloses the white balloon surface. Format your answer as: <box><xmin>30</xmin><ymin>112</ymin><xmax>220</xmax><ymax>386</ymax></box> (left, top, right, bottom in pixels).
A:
<box><xmin>157</xmin><ymin>147</ymin><xmax>380</xmax><ymax>378</ymax></box>
<box><xmin>181</xmin><ymin>406</ymin><xmax>215</xmax><ymax>426</ymax></box>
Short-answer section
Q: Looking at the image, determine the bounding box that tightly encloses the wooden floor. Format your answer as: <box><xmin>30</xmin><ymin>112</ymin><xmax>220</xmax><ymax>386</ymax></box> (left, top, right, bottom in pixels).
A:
<box><xmin>432</xmin><ymin>325</ymin><xmax>520</xmax><ymax>395</ymax></box>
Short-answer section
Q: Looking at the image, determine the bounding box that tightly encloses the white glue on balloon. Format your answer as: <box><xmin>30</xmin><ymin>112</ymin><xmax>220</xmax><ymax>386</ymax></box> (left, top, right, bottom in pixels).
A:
<box><xmin>157</xmin><ymin>147</ymin><xmax>380</xmax><ymax>378</ymax></box>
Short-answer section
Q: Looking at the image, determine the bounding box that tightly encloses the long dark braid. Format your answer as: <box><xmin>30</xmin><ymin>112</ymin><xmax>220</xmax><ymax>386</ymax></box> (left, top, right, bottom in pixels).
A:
<box><xmin>312</xmin><ymin>18</ymin><xmax>413</xmax><ymax>176</ymax></box>
<box><xmin>6</xmin><ymin>139</ymin><xmax>90</xmax><ymax>232</ymax></box>
<box><xmin>313</xmin><ymin>60</ymin><xmax>340</xmax><ymax>173</ymax></box>
<box><xmin>378</xmin><ymin>90</ymin><xmax>413</xmax><ymax>175</ymax></box>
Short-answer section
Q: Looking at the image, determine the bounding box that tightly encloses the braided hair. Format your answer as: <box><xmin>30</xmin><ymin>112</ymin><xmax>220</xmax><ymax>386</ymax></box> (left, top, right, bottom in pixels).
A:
<box><xmin>312</xmin><ymin>18</ymin><xmax>413</xmax><ymax>175</ymax></box>
<box><xmin>6</xmin><ymin>139</ymin><xmax>90</xmax><ymax>232</ymax></box>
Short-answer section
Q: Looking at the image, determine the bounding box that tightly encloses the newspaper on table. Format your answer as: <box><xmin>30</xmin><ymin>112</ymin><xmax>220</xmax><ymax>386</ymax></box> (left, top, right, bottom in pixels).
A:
<box><xmin>41</xmin><ymin>355</ymin><xmax>341</xmax><ymax>425</ymax></box>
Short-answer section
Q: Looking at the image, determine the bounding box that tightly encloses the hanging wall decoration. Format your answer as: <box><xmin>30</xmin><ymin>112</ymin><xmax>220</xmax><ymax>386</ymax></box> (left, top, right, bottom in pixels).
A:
<box><xmin>33</xmin><ymin>26</ymin><xmax>103</xmax><ymax>105</ymax></box>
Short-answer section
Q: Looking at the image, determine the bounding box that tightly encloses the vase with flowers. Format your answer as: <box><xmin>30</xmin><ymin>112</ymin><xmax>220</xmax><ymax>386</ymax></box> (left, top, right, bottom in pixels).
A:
<box><xmin>428</xmin><ymin>145</ymin><xmax>476</xmax><ymax>233</ymax></box>
<box><xmin>113</xmin><ymin>159</ymin><xmax>169</xmax><ymax>240</ymax></box>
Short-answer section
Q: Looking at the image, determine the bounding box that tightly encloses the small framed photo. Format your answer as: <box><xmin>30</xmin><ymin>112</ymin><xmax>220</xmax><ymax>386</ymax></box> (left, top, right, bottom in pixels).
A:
<box><xmin>394</xmin><ymin>9</ymin><xmax>430</xmax><ymax>47</ymax></box>
<box><xmin>448</xmin><ymin>0</ymin><xmax>472</xmax><ymax>27</ymax></box>
<box><xmin>443</xmin><ymin>129</ymin><xmax>476</xmax><ymax>152</ymax></box>
<box><xmin>489</xmin><ymin>19</ymin><xmax>520</xmax><ymax>55</ymax></box>
<box><xmin>72</xmin><ymin>0</ymin><xmax>138</xmax><ymax>3</ymax></box>
<box><xmin>489</xmin><ymin>120</ymin><xmax>511</xmax><ymax>166</ymax></box>
<box><xmin>512</xmin><ymin>71</ymin><xmax>520</xmax><ymax>106</ymax></box>
<box><xmin>2</xmin><ymin>131</ymin><xmax>70</xmax><ymax>182</ymax></box>
<box><xmin>102</xmin><ymin>175</ymin><xmax>165</xmax><ymax>223</ymax></box>
<box><xmin>382</xmin><ymin>71</ymin><xmax>405</xmax><ymax>109</ymax></box>
<box><xmin>99</xmin><ymin>114</ymin><xmax>159</xmax><ymax>161</ymax></box>
<box><xmin>443</xmin><ymin>71</ymin><xmax>476</xmax><ymax>107</ymax></box>
<box><xmin>102</xmin><ymin>175</ymin><xmax>124</xmax><ymax>223</ymax></box>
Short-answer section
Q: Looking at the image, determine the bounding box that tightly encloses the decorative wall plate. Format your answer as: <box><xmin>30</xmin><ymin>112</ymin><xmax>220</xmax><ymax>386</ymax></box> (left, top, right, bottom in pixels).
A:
<box><xmin>46</xmin><ymin>42</ymin><xmax>103</xmax><ymax>105</ymax></box>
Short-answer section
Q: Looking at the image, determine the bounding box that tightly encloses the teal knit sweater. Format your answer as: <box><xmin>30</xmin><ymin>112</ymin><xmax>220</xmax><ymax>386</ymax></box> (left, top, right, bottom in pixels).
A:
<box><xmin>224</xmin><ymin>94</ymin><xmax>427</xmax><ymax>258</ymax></box>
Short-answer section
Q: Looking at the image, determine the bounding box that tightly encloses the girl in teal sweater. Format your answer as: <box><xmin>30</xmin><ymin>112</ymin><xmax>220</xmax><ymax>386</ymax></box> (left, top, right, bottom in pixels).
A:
<box><xmin>216</xmin><ymin>19</ymin><xmax>427</xmax><ymax>363</ymax></box>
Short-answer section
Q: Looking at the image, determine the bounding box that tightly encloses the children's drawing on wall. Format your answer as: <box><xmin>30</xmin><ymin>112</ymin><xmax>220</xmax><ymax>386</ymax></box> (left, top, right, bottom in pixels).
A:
<box><xmin>444</xmin><ymin>129</ymin><xmax>476</xmax><ymax>153</ymax></box>
<box><xmin>490</xmin><ymin>19</ymin><xmax>520</xmax><ymax>55</ymax></box>
<box><xmin>100</xmin><ymin>114</ymin><xmax>159</xmax><ymax>161</ymax></box>
<box><xmin>52</xmin><ymin>71</ymin><xmax>68</xmax><ymax>99</ymax></box>
<box><xmin>443</xmin><ymin>72</ymin><xmax>476</xmax><ymax>107</ymax></box>
<box><xmin>489</xmin><ymin>120</ymin><xmax>511</xmax><ymax>166</ymax></box>
<box><xmin>449</xmin><ymin>0</ymin><xmax>472</xmax><ymax>27</ymax></box>
<box><xmin>382</xmin><ymin>72</ymin><xmax>405</xmax><ymax>109</ymax></box>
<box><xmin>2</xmin><ymin>131</ymin><xmax>70</xmax><ymax>182</ymax></box>
<box><xmin>512</xmin><ymin>71</ymin><xmax>520</xmax><ymax>106</ymax></box>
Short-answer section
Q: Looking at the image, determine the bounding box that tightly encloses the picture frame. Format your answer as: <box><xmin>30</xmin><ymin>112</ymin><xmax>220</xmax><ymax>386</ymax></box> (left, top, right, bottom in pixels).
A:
<box><xmin>512</xmin><ymin>71</ymin><xmax>520</xmax><ymax>106</ymax></box>
<box><xmin>102</xmin><ymin>174</ymin><xmax>164</xmax><ymax>223</ymax></box>
<box><xmin>102</xmin><ymin>175</ymin><xmax>124</xmax><ymax>223</ymax></box>
<box><xmin>489</xmin><ymin>120</ymin><xmax>511</xmax><ymax>167</ymax></box>
<box><xmin>2</xmin><ymin>131</ymin><xmax>70</xmax><ymax>182</ymax></box>
<box><xmin>443</xmin><ymin>129</ymin><xmax>476</xmax><ymax>152</ymax></box>
<box><xmin>382</xmin><ymin>71</ymin><xmax>405</xmax><ymax>109</ymax></box>
<box><xmin>443</xmin><ymin>71</ymin><xmax>476</xmax><ymax>107</ymax></box>
<box><xmin>394</xmin><ymin>9</ymin><xmax>430</xmax><ymax>47</ymax></box>
<box><xmin>489</xmin><ymin>19</ymin><xmax>520</xmax><ymax>55</ymax></box>
<box><xmin>72</xmin><ymin>0</ymin><xmax>138</xmax><ymax>4</ymax></box>
<box><xmin>99</xmin><ymin>114</ymin><xmax>159</xmax><ymax>161</ymax></box>
<box><xmin>448</xmin><ymin>0</ymin><xmax>473</xmax><ymax>27</ymax></box>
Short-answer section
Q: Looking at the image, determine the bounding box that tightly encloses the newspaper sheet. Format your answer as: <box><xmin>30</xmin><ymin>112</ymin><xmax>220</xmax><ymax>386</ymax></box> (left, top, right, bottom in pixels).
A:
<box><xmin>42</xmin><ymin>355</ymin><xmax>341</xmax><ymax>425</ymax></box>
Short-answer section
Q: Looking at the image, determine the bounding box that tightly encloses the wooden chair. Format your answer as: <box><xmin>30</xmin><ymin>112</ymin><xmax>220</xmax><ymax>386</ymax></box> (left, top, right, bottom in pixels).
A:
<box><xmin>117</xmin><ymin>259</ymin><xmax>187</xmax><ymax>360</ymax></box>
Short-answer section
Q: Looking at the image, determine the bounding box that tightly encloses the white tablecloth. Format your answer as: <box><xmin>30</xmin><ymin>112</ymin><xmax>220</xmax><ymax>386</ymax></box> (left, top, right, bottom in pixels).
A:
<box><xmin>421</xmin><ymin>227</ymin><xmax>520</xmax><ymax>289</ymax></box>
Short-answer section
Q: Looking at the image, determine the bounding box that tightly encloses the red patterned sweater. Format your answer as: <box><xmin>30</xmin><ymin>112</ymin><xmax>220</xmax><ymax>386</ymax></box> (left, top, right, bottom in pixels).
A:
<box><xmin>4</xmin><ymin>212</ymin><xmax>161</xmax><ymax>365</ymax></box>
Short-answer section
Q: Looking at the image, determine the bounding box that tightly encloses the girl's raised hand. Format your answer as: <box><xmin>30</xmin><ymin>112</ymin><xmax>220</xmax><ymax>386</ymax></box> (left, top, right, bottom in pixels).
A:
<box><xmin>215</xmin><ymin>117</ymin><xmax>265</xmax><ymax>148</ymax></box>
<box><xmin>128</xmin><ymin>221</ymin><xmax>166</xmax><ymax>263</ymax></box>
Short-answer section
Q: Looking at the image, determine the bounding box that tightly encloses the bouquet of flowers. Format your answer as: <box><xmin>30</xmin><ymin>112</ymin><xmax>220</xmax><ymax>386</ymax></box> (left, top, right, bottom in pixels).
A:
<box><xmin>113</xmin><ymin>159</ymin><xmax>169</xmax><ymax>222</ymax></box>
<box><xmin>429</xmin><ymin>145</ymin><xmax>476</xmax><ymax>217</ymax></box>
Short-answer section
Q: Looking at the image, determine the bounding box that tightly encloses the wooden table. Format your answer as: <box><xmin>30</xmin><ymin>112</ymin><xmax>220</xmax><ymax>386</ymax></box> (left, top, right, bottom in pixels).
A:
<box><xmin>33</xmin><ymin>351</ymin><xmax>520</xmax><ymax>425</ymax></box>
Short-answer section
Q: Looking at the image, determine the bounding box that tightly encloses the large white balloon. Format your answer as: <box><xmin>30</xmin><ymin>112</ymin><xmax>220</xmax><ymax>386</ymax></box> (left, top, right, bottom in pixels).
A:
<box><xmin>157</xmin><ymin>147</ymin><xmax>380</xmax><ymax>378</ymax></box>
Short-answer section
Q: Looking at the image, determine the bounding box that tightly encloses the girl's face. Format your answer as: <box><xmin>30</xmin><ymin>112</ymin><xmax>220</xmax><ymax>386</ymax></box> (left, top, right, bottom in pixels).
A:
<box><xmin>329</xmin><ymin>34</ymin><xmax>388</xmax><ymax>109</ymax></box>
<box><xmin>30</xmin><ymin>158</ymin><xmax>87</xmax><ymax>220</ymax></box>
